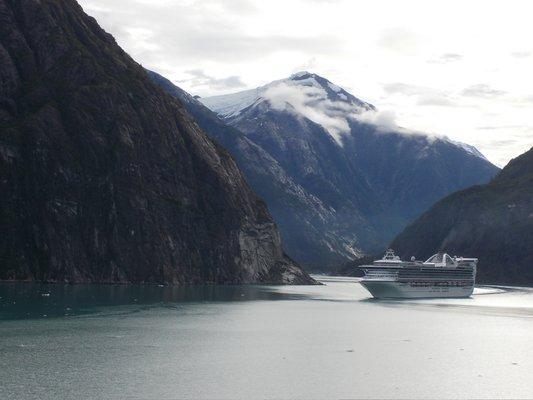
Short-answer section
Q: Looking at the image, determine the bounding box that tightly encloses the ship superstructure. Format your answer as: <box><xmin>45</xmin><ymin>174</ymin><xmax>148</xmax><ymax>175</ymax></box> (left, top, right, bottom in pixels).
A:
<box><xmin>360</xmin><ymin>250</ymin><xmax>477</xmax><ymax>299</ymax></box>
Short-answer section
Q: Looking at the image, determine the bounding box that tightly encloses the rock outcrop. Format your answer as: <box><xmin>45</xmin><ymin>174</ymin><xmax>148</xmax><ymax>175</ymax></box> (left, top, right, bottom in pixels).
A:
<box><xmin>0</xmin><ymin>0</ymin><xmax>313</xmax><ymax>284</ymax></box>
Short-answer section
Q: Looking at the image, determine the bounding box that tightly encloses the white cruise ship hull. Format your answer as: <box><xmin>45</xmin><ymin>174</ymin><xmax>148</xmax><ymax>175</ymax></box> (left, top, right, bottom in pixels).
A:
<box><xmin>360</xmin><ymin>280</ymin><xmax>474</xmax><ymax>299</ymax></box>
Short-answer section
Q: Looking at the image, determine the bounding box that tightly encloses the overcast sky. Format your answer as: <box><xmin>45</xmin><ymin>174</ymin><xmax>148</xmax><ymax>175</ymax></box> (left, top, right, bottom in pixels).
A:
<box><xmin>79</xmin><ymin>0</ymin><xmax>533</xmax><ymax>166</ymax></box>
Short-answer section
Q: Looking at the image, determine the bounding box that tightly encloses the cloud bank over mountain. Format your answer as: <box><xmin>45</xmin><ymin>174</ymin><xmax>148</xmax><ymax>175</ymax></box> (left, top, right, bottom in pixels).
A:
<box><xmin>79</xmin><ymin>0</ymin><xmax>533</xmax><ymax>166</ymax></box>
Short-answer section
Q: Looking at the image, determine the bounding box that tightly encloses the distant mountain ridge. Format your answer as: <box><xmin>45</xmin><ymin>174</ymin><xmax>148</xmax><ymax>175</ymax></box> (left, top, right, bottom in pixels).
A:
<box><xmin>391</xmin><ymin>146</ymin><xmax>533</xmax><ymax>285</ymax></box>
<box><xmin>153</xmin><ymin>71</ymin><xmax>499</xmax><ymax>269</ymax></box>
<box><xmin>0</xmin><ymin>0</ymin><xmax>312</xmax><ymax>284</ymax></box>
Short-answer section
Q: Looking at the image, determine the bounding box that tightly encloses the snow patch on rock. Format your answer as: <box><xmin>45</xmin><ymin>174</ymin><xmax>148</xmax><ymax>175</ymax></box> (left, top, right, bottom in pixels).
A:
<box><xmin>200</xmin><ymin>87</ymin><xmax>262</xmax><ymax>118</ymax></box>
<box><xmin>328</xmin><ymin>82</ymin><xmax>342</xmax><ymax>93</ymax></box>
<box><xmin>448</xmin><ymin>139</ymin><xmax>489</xmax><ymax>161</ymax></box>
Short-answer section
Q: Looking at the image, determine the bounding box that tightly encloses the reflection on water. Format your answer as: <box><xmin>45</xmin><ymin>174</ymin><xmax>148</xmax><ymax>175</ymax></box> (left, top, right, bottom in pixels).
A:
<box><xmin>311</xmin><ymin>275</ymin><xmax>533</xmax><ymax>317</ymax></box>
<box><xmin>362</xmin><ymin>285</ymin><xmax>533</xmax><ymax>317</ymax></box>
<box><xmin>2</xmin><ymin>278</ymin><xmax>533</xmax><ymax>320</ymax></box>
<box><xmin>0</xmin><ymin>283</ymin><xmax>308</xmax><ymax>320</ymax></box>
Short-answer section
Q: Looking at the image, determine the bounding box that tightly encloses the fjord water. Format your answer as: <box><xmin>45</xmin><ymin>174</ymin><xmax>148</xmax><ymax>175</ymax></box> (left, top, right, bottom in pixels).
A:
<box><xmin>1</xmin><ymin>277</ymin><xmax>532</xmax><ymax>399</ymax></box>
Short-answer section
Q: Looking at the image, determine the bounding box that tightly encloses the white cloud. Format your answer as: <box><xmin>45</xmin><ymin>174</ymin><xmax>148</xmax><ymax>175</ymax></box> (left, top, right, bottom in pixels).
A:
<box><xmin>428</xmin><ymin>53</ymin><xmax>463</xmax><ymax>64</ymax></box>
<box><xmin>262</xmin><ymin>79</ymin><xmax>415</xmax><ymax>143</ymax></box>
<box><xmin>461</xmin><ymin>84</ymin><xmax>507</xmax><ymax>98</ymax></box>
<box><xmin>356</xmin><ymin>109</ymin><xmax>401</xmax><ymax>132</ymax></box>
<box><xmin>377</xmin><ymin>28</ymin><xmax>424</xmax><ymax>55</ymax></box>
<box><xmin>510</xmin><ymin>51</ymin><xmax>532</xmax><ymax>58</ymax></box>
<box><xmin>383</xmin><ymin>82</ymin><xmax>447</xmax><ymax>97</ymax></box>
<box><xmin>181</xmin><ymin>69</ymin><xmax>246</xmax><ymax>91</ymax></box>
<box><xmin>383</xmin><ymin>83</ymin><xmax>457</xmax><ymax>107</ymax></box>
<box><xmin>263</xmin><ymin>82</ymin><xmax>351</xmax><ymax>144</ymax></box>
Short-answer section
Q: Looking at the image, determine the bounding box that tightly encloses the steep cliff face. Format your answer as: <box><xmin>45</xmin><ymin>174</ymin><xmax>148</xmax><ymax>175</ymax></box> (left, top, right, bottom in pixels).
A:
<box><xmin>148</xmin><ymin>71</ymin><xmax>371</xmax><ymax>268</ymax></box>
<box><xmin>391</xmin><ymin>147</ymin><xmax>533</xmax><ymax>285</ymax></box>
<box><xmin>199</xmin><ymin>72</ymin><xmax>499</xmax><ymax>268</ymax></box>
<box><xmin>0</xmin><ymin>0</ymin><xmax>313</xmax><ymax>284</ymax></box>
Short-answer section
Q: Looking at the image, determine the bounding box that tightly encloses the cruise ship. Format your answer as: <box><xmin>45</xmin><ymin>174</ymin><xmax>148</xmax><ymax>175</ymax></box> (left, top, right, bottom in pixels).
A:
<box><xmin>359</xmin><ymin>250</ymin><xmax>477</xmax><ymax>299</ymax></box>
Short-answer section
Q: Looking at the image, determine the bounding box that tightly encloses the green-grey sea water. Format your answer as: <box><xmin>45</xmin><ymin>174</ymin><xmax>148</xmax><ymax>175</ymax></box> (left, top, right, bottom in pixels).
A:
<box><xmin>1</xmin><ymin>276</ymin><xmax>532</xmax><ymax>399</ymax></box>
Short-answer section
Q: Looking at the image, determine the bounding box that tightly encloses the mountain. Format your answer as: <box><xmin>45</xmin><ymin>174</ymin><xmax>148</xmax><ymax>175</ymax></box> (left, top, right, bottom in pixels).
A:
<box><xmin>391</xmin><ymin>147</ymin><xmax>533</xmax><ymax>285</ymax></box>
<box><xmin>0</xmin><ymin>0</ymin><xmax>313</xmax><ymax>284</ymax></box>
<box><xmin>198</xmin><ymin>72</ymin><xmax>499</xmax><ymax>268</ymax></box>
<box><xmin>149</xmin><ymin>70</ymin><xmax>372</xmax><ymax>267</ymax></box>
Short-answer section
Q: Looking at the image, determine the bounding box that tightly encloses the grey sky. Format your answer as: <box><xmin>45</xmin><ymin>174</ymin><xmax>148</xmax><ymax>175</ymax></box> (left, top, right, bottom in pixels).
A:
<box><xmin>79</xmin><ymin>0</ymin><xmax>533</xmax><ymax>166</ymax></box>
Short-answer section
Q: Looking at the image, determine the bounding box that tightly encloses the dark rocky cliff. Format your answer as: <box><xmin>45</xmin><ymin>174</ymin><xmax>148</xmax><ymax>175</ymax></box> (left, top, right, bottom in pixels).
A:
<box><xmin>391</xmin><ymin>147</ymin><xmax>533</xmax><ymax>285</ymax></box>
<box><xmin>0</xmin><ymin>0</ymin><xmax>313</xmax><ymax>284</ymax></box>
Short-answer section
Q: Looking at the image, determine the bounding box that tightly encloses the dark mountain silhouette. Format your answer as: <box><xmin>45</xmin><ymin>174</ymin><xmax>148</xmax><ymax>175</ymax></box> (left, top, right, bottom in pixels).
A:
<box><xmin>391</xmin><ymin>147</ymin><xmax>533</xmax><ymax>285</ymax></box>
<box><xmin>0</xmin><ymin>0</ymin><xmax>313</xmax><ymax>284</ymax></box>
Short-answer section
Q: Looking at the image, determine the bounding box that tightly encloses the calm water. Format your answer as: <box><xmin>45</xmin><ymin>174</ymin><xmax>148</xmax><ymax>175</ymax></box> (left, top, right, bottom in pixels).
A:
<box><xmin>1</xmin><ymin>276</ymin><xmax>533</xmax><ymax>399</ymax></box>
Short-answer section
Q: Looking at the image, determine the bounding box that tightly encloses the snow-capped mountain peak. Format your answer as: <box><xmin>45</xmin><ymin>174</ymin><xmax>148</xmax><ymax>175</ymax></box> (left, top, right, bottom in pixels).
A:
<box><xmin>200</xmin><ymin>73</ymin><xmax>491</xmax><ymax>162</ymax></box>
<box><xmin>201</xmin><ymin>72</ymin><xmax>375</xmax><ymax>145</ymax></box>
<box><xmin>290</xmin><ymin>70</ymin><xmax>313</xmax><ymax>79</ymax></box>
